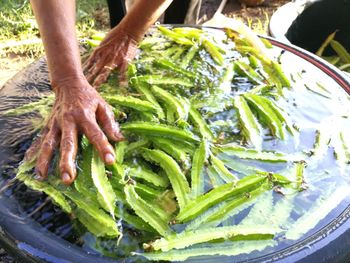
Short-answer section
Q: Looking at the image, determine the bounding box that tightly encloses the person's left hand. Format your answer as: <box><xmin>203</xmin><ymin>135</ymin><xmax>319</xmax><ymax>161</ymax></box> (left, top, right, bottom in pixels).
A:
<box><xmin>83</xmin><ymin>27</ymin><xmax>139</xmax><ymax>87</ymax></box>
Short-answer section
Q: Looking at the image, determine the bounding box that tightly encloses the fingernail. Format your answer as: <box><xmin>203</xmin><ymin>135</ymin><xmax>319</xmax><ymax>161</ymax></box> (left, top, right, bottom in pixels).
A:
<box><xmin>62</xmin><ymin>173</ymin><xmax>71</xmax><ymax>183</ymax></box>
<box><xmin>105</xmin><ymin>153</ymin><xmax>115</xmax><ymax>164</ymax></box>
<box><xmin>34</xmin><ymin>169</ymin><xmax>42</xmax><ymax>180</ymax></box>
<box><xmin>115</xmin><ymin>132</ymin><xmax>125</xmax><ymax>141</ymax></box>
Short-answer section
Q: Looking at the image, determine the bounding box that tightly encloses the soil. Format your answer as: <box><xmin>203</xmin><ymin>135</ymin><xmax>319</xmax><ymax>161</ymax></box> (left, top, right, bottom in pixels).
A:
<box><xmin>0</xmin><ymin>0</ymin><xmax>290</xmax><ymax>261</ymax></box>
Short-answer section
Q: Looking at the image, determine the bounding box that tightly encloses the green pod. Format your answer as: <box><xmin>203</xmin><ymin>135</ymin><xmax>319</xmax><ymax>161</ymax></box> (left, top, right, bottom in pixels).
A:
<box><xmin>103</xmin><ymin>94</ymin><xmax>159</xmax><ymax>113</ymax></box>
<box><xmin>248</xmin><ymin>54</ymin><xmax>259</xmax><ymax>68</ymax></box>
<box><xmin>151</xmin><ymin>137</ymin><xmax>191</xmax><ymax>169</ymax></box>
<box><xmin>135</xmin><ymin>182</ymin><xmax>164</xmax><ymax>201</ymax></box>
<box><xmin>127</xmin><ymin>164</ymin><xmax>169</xmax><ymax>188</ymax></box>
<box><xmin>191</xmin><ymin>140</ymin><xmax>209</xmax><ymax>197</ymax></box>
<box><xmin>217</xmin><ymin>63</ymin><xmax>235</xmax><ymax>94</ymax></box>
<box><xmin>75</xmin><ymin>208</ymin><xmax>119</xmax><ymax>237</ymax></box>
<box><xmin>114</xmin><ymin>206</ymin><xmax>156</xmax><ymax>233</ymax></box>
<box><xmin>173</xmin><ymin>27</ymin><xmax>203</xmax><ymax>39</ymax></box>
<box><xmin>91</xmin><ymin>32</ymin><xmax>106</xmax><ymax>41</ymax></box>
<box><xmin>139</xmin><ymin>36</ymin><xmax>166</xmax><ymax>49</ymax></box>
<box><xmin>135</xmin><ymin>240</ymin><xmax>276</xmax><ymax>261</ymax></box>
<box><xmin>141</xmin><ymin>149</ymin><xmax>191</xmax><ymax>210</ymax></box>
<box><xmin>136</xmin><ymin>75</ymin><xmax>194</xmax><ymax>87</ymax></box>
<box><xmin>87</xmin><ymin>39</ymin><xmax>101</xmax><ymax>48</ymax></box>
<box><xmin>162</xmin><ymin>46</ymin><xmax>183</xmax><ymax>57</ymax></box>
<box><xmin>206</xmin><ymin>165</ymin><xmax>225</xmax><ymax>187</ymax></box>
<box><xmin>154</xmin><ymin>59</ymin><xmax>196</xmax><ymax>79</ymax></box>
<box><xmin>4</xmin><ymin>94</ymin><xmax>55</xmax><ymax>117</ymax></box>
<box><xmin>158</xmin><ymin>25</ymin><xmax>193</xmax><ymax>46</ymax></box>
<box><xmin>260</xmin><ymin>54</ymin><xmax>291</xmax><ymax>89</ymax></box>
<box><xmin>333</xmin><ymin>131</ymin><xmax>350</xmax><ymax>167</ymax></box>
<box><xmin>201</xmin><ymin>184</ymin><xmax>270</xmax><ymax>228</ymax></box>
<box><xmin>330</xmin><ymin>40</ymin><xmax>350</xmax><ymax>63</ymax></box>
<box><xmin>124</xmin><ymin>139</ymin><xmax>151</xmax><ymax>157</ymax></box>
<box><xmin>234</xmin><ymin>61</ymin><xmax>264</xmax><ymax>84</ymax></box>
<box><xmin>17</xmin><ymin>172</ymin><xmax>72</xmax><ymax>213</ymax></box>
<box><xmin>189</xmin><ymin>106</ymin><xmax>215</xmax><ymax>141</ymax></box>
<box><xmin>171</xmin><ymin>47</ymin><xmax>187</xmax><ymax>61</ymax></box>
<box><xmin>202</xmin><ymin>38</ymin><xmax>224</xmax><ymax>66</ymax></box>
<box><xmin>63</xmin><ymin>189</ymin><xmax>119</xmax><ymax>234</ymax></box>
<box><xmin>243</xmin><ymin>93</ymin><xmax>285</xmax><ymax>139</ymax></box>
<box><xmin>210</xmin><ymin>154</ymin><xmax>239</xmax><ymax>183</ymax></box>
<box><xmin>115</xmin><ymin>141</ymin><xmax>128</xmax><ymax>164</ymax></box>
<box><xmin>75</xmin><ymin>139</ymin><xmax>95</xmax><ymax>199</ymax></box>
<box><xmin>217</xmin><ymin>154</ymin><xmax>263</xmax><ymax>175</ymax></box>
<box><xmin>316</xmin><ymin>31</ymin><xmax>337</xmax><ymax>57</ymax></box>
<box><xmin>232</xmin><ymin>95</ymin><xmax>262</xmax><ymax>150</ymax></box>
<box><xmin>124</xmin><ymin>183</ymin><xmax>172</xmax><ymax>236</ymax></box>
<box><xmin>151</xmin><ymin>225</ymin><xmax>277</xmax><ymax>251</ymax></box>
<box><xmin>293</xmin><ymin>161</ymin><xmax>307</xmax><ymax>191</ymax></box>
<box><xmin>151</xmin><ymin>85</ymin><xmax>189</xmax><ymax>121</ymax></box>
<box><xmin>260</xmin><ymin>97</ymin><xmax>297</xmax><ymax>136</ymax></box>
<box><xmin>121</xmin><ymin>121</ymin><xmax>200</xmax><ymax>143</ymax></box>
<box><xmin>91</xmin><ymin>149</ymin><xmax>117</xmax><ymax>218</ymax></box>
<box><xmin>130</xmin><ymin>79</ymin><xmax>165</xmax><ymax>119</ymax></box>
<box><xmin>215</xmin><ymin>144</ymin><xmax>290</xmax><ymax>162</ymax></box>
<box><xmin>181</xmin><ymin>45</ymin><xmax>200</xmax><ymax>68</ymax></box>
<box><xmin>176</xmin><ymin>174</ymin><xmax>267</xmax><ymax>222</ymax></box>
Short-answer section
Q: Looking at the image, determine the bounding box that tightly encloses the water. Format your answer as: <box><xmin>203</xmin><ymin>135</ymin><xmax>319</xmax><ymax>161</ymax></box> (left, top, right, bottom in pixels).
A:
<box><xmin>1</xmin><ymin>29</ymin><xmax>350</xmax><ymax>262</ymax></box>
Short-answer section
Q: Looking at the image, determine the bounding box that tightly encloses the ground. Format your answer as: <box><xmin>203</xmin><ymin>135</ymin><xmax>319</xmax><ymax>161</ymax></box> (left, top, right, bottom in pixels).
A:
<box><xmin>0</xmin><ymin>0</ymin><xmax>289</xmax><ymax>261</ymax></box>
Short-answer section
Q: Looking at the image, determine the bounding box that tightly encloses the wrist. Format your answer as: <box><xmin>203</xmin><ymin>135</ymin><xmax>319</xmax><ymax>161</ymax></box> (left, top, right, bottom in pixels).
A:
<box><xmin>51</xmin><ymin>74</ymin><xmax>87</xmax><ymax>92</ymax></box>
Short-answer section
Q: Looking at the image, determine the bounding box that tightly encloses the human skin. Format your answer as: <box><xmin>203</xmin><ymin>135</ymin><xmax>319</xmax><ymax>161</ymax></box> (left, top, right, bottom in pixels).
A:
<box><xmin>28</xmin><ymin>0</ymin><xmax>173</xmax><ymax>185</ymax></box>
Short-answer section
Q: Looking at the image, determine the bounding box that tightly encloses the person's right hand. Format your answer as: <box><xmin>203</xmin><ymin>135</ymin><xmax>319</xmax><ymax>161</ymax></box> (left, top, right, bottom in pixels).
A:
<box><xmin>25</xmin><ymin>76</ymin><xmax>124</xmax><ymax>185</ymax></box>
<box><xmin>83</xmin><ymin>27</ymin><xmax>138</xmax><ymax>88</ymax></box>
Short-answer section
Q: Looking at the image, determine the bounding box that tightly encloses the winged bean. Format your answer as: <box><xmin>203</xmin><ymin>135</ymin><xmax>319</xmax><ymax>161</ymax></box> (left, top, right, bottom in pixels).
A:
<box><xmin>121</xmin><ymin>121</ymin><xmax>200</xmax><ymax>143</ymax></box>
<box><xmin>141</xmin><ymin>149</ymin><xmax>191</xmax><ymax>210</ymax></box>
<box><xmin>176</xmin><ymin>174</ymin><xmax>267</xmax><ymax>222</ymax></box>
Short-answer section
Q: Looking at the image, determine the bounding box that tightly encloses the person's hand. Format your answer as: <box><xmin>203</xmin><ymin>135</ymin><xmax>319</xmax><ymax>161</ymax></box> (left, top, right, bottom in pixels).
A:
<box><xmin>83</xmin><ymin>27</ymin><xmax>139</xmax><ymax>87</ymax></box>
<box><xmin>25</xmin><ymin>76</ymin><xmax>124</xmax><ymax>185</ymax></box>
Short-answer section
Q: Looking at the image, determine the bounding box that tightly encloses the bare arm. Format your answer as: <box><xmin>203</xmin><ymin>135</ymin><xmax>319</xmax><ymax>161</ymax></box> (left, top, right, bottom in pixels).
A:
<box><xmin>28</xmin><ymin>0</ymin><xmax>172</xmax><ymax>185</ymax></box>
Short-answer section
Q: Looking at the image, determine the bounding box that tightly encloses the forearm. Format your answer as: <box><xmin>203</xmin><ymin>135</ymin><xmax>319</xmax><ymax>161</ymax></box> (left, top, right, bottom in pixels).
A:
<box><xmin>114</xmin><ymin>0</ymin><xmax>173</xmax><ymax>41</ymax></box>
<box><xmin>30</xmin><ymin>0</ymin><xmax>83</xmax><ymax>86</ymax></box>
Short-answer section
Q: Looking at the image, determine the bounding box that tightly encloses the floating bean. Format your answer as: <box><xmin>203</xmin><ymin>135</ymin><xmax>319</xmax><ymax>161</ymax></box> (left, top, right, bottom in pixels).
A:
<box><xmin>141</xmin><ymin>149</ymin><xmax>191</xmax><ymax>210</ymax></box>
<box><xmin>232</xmin><ymin>96</ymin><xmax>262</xmax><ymax>150</ymax></box>
<box><xmin>176</xmin><ymin>174</ymin><xmax>267</xmax><ymax>222</ymax></box>
<box><xmin>121</xmin><ymin>121</ymin><xmax>200</xmax><ymax>143</ymax></box>
<box><xmin>151</xmin><ymin>225</ymin><xmax>276</xmax><ymax>251</ymax></box>
<box><xmin>124</xmin><ymin>183</ymin><xmax>172</xmax><ymax>236</ymax></box>
<box><xmin>191</xmin><ymin>140</ymin><xmax>209</xmax><ymax>197</ymax></box>
<box><xmin>104</xmin><ymin>94</ymin><xmax>159</xmax><ymax>113</ymax></box>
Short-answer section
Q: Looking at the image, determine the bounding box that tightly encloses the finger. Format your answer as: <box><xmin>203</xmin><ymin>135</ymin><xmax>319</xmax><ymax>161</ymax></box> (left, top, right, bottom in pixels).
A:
<box><xmin>59</xmin><ymin>122</ymin><xmax>78</xmax><ymax>185</ymax></box>
<box><xmin>35</xmin><ymin>124</ymin><xmax>60</xmax><ymax>179</ymax></box>
<box><xmin>96</xmin><ymin>102</ymin><xmax>124</xmax><ymax>142</ymax></box>
<box><xmin>82</xmin><ymin>49</ymin><xmax>99</xmax><ymax>74</ymax></box>
<box><xmin>86</xmin><ymin>60</ymin><xmax>106</xmax><ymax>85</ymax></box>
<box><xmin>118</xmin><ymin>60</ymin><xmax>129</xmax><ymax>85</ymax></box>
<box><xmin>25</xmin><ymin>102</ymin><xmax>59</xmax><ymax>161</ymax></box>
<box><xmin>92</xmin><ymin>66</ymin><xmax>112</xmax><ymax>88</ymax></box>
<box><xmin>81</xmin><ymin>119</ymin><xmax>115</xmax><ymax>165</ymax></box>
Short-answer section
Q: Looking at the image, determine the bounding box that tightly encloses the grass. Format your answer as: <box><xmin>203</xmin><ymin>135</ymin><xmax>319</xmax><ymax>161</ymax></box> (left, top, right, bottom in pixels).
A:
<box><xmin>0</xmin><ymin>0</ymin><xmax>109</xmax><ymax>57</ymax></box>
<box><xmin>0</xmin><ymin>0</ymin><xmax>110</xmax><ymax>87</ymax></box>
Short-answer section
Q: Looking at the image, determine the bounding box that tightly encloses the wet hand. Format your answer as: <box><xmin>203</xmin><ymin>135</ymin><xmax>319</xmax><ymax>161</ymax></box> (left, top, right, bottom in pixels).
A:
<box><xmin>83</xmin><ymin>27</ymin><xmax>138</xmax><ymax>88</ymax></box>
<box><xmin>25</xmin><ymin>77</ymin><xmax>124</xmax><ymax>185</ymax></box>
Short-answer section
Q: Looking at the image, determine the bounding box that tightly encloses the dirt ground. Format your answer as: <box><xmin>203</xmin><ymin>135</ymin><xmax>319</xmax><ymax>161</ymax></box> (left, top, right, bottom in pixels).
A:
<box><xmin>0</xmin><ymin>0</ymin><xmax>290</xmax><ymax>88</ymax></box>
